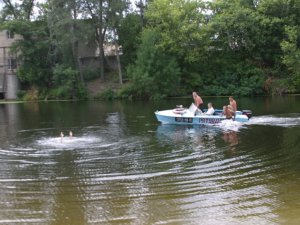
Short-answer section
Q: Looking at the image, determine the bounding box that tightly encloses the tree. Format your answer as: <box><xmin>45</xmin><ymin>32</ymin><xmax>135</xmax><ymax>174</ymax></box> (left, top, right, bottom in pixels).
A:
<box><xmin>145</xmin><ymin>0</ymin><xmax>207</xmax><ymax>63</ymax></box>
<box><xmin>0</xmin><ymin>0</ymin><xmax>35</xmax><ymax>21</ymax></box>
<box><xmin>1</xmin><ymin>20</ymin><xmax>52</xmax><ymax>88</ymax></box>
<box><xmin>118</xmin><ymin>13</ymin><xmax>143</xmax><ymax>76</ymax></box>
<box><xmin>134</xmin><ymin>0</ymin><xmax>209</xmax><ymax>94</ymax></box>
<box><xmin>257</xmin><ymin>0</ymin><xmax>300</xmax><ymax>93</ymax></box>
<box><xmin>2</xmin><ymin>0</ymin><xmax>300</xmax><ymax>99</ymax></box>
<box><xmin>281</xmin><ymin>26</ymin><xmax>300</xmax><ymax>91</ymax></box>
<box><xmin>203</xmin><ymin>0</ymin><xmax>300</xmax><ymax>95</ymax></box>
<box><xmin>81</xmin><ymin>0</ymin><xmax>130</xmax><ymax>81</ymax></box>
<box><xmin>0</xmin><ymin>0</ymin><xmax>90</xmax><ymax>100</ymax></box>
<box><xmin>205</xmin><ymin>0</ymin><xmax>269</xmax><ymax>95</ymax></box>
<box><xmin>127</xmin><ymin>28</ymin><xmax>181</xmax><ymax>99</ymax></box>
<box><xmin>133</xmin><ymin>0</ymin><xmax>150</xmax><ymax>26</ymax></box>
<box><xmin>44</xmin><ymin>0</ymin><xmax>90</xmax><ymax>98</ymax></box>
<box><xmin>46</xmin><ymin>0</ymin><xmax>82</xmax><ymax>67</ymax></box>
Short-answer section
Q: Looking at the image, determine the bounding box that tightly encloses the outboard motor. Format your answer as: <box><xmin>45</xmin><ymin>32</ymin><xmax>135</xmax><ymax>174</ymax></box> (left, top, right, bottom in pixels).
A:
<box><xmin>242</xmin><ymin>110</ymin><xmax>252</xmax><ymax>119</ymax></box>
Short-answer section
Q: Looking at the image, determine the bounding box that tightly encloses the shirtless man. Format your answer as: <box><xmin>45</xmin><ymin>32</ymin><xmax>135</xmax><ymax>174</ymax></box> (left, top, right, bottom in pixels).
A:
<box><xmin>229</xmin><ymin>96</ymin><xmax>237</xmax><ymax>112</ymax></box>
<box><xmin>192</xmin><ymin>92</ymin><xmax>203</xmax><ymax>108</ymax></box>
<box><xmin>223</xmin><ymin>105</ymin><xmax>233</xmax><ymax>119</ymax></box>
<box><xmin>228</xmin><ymin>96</ymin><xmax>237</xmax><ymax>120</ymax></box>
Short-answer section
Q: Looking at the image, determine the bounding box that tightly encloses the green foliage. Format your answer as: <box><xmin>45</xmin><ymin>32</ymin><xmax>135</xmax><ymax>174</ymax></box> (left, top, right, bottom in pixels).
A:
<box><xmin>175</xmin><ymin>70</ymin><xmax>204</xmax><ymax>96</ymax></box>
<box><xmin>117</xmin><ymin>83</ymin><xmax>134</xmax><ymax>100</ymax></box>
<box><xmin>146</xmin><ymin>0</ymin><xmax>207</xmax><ymax>61</ymax></box>
<box><xmin>6</xmin><ymin>16</ymin><xmax>90</xmax><ymax>100</ymax></box>
<box><xmin>238</xmin><ymin>66</ymin><xmax>266</xmax><ymax>96</ymax></box>
<box><xmin>0</xmin><ymin>0</ymin><xmax>37</xmax><ymax>21</ymax></box>
<box><xmin>74</xmin><ymin>83</ymin><xmax>89</xmax><ymax>100</ymax></box>
<box><xmin>2</xmin><ymin>0</ymin><xmax>300</xmax><ymax>100</ymax></box>
<box><xmin>127</xmin><ymin>29</ymin><xmax>181</xmax><ymax>99</ymax></box>
<box><xmin>118</xmin><ymin>13</ymin><xmax>143</xmax><ymax>70</ymax></box>
<box><xmin>16</xmin><ymin>90</ymin><xmax>26</xmax><ymax>100</ymax></box>
<box><xmin>52</xmin><ymin>65</ymin><xmax>88</xmax><ymax>99</ymax></box>
<box><xmin>23</xmin><ymin>86</ymin><xmax>39</xmax><ymax>101</ymax></box>
<box><xmin>200</xmin><ymin>0</ymin><xmax>300</xmax><ymax>95</ymax></box>
<box><xmin>202</xmin><ymin>62</ymin><xmax>266</xmax><ymax>96</ymax></box>
<box><xmin>82</xmin><ymin>69</ymin><xmax>101</xmax><ymax>81</ymax></box>
<box><xmin>2</xmin><ymin>20</ymin><xmax>52</xmax><ymax>88</ymax></box>
<box><xmin>139</xmin><ymin>0</ymin><xmax>275</xmax><ymax>97</ymax></box>
<box><xmin>281</xmin><ymin>26</ymin><xmax>300</xmax><ymax>90</ymax></box>
<box><xmin>94</xmin><ymin>88</ymin><xmax>116</xmax><ymax>100</ymax></box>
<box><xmin>53</xmin><ymin>65</ymin><xmax>77</xmax><ymax>86</ymax></box>
<box><xmin>48</xmin><ymin>86</ymin><xmax>70</xmax><ymax>99</ymax></box>
<box><xmin>268</xmin><ymin>78</ymin><xmax>290</xmax><ymax>95</ymax></box>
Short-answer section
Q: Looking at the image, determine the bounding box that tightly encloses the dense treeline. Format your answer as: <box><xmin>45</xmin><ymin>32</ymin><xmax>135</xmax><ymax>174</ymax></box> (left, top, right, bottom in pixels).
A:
<box><xmin>1</xmin><ymin>0</ymin><xmax>299</xmax><ymax>100</ymax></box>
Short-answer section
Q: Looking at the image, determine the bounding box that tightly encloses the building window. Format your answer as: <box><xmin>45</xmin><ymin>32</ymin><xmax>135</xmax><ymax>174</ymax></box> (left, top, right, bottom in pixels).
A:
<box><xmin>7</xmin><ymin>58</ymin><xmax>17</xmax><ymax>70</ymax></box>
<box><xmin>6</xmin><ymin>30</ymin><xmax>14</xmax><ymax>39</ymax></box>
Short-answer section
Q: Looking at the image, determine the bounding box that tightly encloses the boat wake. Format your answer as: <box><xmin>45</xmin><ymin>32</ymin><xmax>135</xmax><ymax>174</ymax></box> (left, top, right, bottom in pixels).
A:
<box><xmin>247</xmin><ymin>114</ymin><xmax>300</xmax><ymax>127</ymax></box>
<box><xmin>210</xmin><ymin>114</ymin><xmax>300</xmax><ymax>131</ymax></box>
<box><xmin>216</xmin><ymin>119</ymin><xmax>244</xmax><ymax>131</ymax></box>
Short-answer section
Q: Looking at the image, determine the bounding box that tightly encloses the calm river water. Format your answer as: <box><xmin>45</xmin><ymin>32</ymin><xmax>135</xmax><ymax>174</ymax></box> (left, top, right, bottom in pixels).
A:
<box><xmin>0</xmin><ymin>96</ymin><xmax>300</xmax><ymax>225</ymax></box>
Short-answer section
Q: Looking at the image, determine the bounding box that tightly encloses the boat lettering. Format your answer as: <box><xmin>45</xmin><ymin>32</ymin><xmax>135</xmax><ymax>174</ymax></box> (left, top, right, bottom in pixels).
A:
<box><xmin>199</xmin><ymin>118</ymin><xmax>222</xmax><ymax>124</ymax></box>
<box><xmin>175</xmin><ymin>117</ymin><xmax>193</xmax><ymax>123</ymax></box>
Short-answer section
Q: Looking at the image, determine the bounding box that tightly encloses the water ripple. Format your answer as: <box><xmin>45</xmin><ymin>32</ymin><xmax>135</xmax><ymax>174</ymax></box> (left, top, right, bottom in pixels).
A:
<box><xmin>0</xmin><ymin>122</ymin><xmax>298</xmax><ymax>224</ymax></box>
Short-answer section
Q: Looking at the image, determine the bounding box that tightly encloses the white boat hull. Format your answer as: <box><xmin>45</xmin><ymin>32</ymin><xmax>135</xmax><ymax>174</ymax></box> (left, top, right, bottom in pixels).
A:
<box><xmin>155</xmin><ymin>109</ymin><xmax>249</xmax><ymax>125</ymax></box>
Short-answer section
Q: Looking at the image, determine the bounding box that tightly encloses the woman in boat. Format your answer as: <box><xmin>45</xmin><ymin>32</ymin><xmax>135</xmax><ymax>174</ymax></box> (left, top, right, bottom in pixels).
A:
<box><xmin>205</xmin><ymin>102</ymin><xmax>215</xmax><ymax>115</ymax></box>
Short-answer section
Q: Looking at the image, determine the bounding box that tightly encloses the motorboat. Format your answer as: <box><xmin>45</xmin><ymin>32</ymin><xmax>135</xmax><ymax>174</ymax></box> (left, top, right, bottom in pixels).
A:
<box><xmin>155</xmin><ymin>104</ymin><xmax>252</xmax><ymax>125</ymax></box>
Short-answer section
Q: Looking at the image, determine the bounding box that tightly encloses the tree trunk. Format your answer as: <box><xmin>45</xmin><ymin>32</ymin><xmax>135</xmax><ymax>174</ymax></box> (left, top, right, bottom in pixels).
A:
<box><xmin>99</xmin><ymin>0</ymin><xmax>105</xmax><ymax>81</ymax></box>
<box><xmin>114</xmin><ymin>30</ymin><xmax>122</xmax><ymax>85</ymax></box>
<box><xmin>99</xmin><ymin>37</ymin><xmax>105</xmax><ymax>81</ymax></box>
<box><xmin>116</xmin><ymin>45</ymin><xmax>122</xmax><ymax>85</ymax></box>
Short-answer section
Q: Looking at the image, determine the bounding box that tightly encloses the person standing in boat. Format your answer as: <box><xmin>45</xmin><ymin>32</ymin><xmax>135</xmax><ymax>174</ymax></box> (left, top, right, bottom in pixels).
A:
<box><xmin>229</xmin><ymin>96</ymin><xmax>237</xmax><ymax>112</ymax></box>
<box><xmin>204</xmin><ymin>102</ymin><xmax>215</xmax><ymax>115</ymax></box>
<box><xmin>229</xmin><ymin>96</ymin><xmax>237</xmax><ymax>118</ymax></box>
<box><xmin>192</xmin><ymin>91</ymin><xmax>203</xmax><ymax>109</ymax></box>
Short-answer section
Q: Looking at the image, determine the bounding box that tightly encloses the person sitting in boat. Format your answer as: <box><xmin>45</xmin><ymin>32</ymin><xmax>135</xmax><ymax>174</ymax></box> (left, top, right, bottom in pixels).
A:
<box><xmin>204</xmin><ymin>102</ymin><xmax>215</xmax><ymax>115</ymax></box>
<box><xmin>223</xmin><ymin>105</ymin><xmax>233</xmax><ymax>119</ymax></box>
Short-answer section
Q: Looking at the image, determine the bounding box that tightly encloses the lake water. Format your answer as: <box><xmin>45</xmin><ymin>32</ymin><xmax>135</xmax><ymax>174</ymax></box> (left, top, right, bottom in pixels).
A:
<box><xmin>0</xmin><ymin>96</ymin><xmax>300</xmax><ymax>225</ymax></box>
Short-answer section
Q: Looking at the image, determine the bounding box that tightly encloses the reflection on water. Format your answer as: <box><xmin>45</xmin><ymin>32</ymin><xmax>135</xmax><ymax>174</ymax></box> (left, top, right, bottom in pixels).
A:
<box><xmin>222</xmin><ymin>130</ymin><xmax>239</xmax><ymax>153</ymax></box>
<box><xmin>0</xmin><ymin>100</ymin><xmax>300</xmax><ymax>224</ymax></box>
<box><xmin>154</xmin><ymin>123</ymin><xmax>281</xmax><ymax>224</ymax></box>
